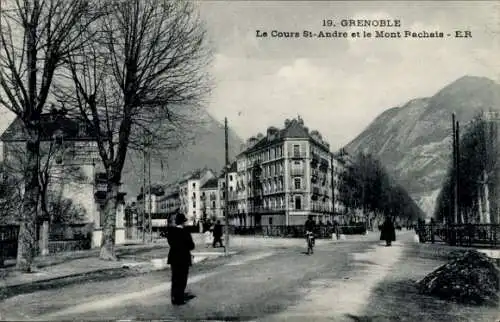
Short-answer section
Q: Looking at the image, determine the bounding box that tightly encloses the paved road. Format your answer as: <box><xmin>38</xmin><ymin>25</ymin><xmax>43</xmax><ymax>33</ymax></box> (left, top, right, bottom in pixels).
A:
<box><xmin>1</xmin><ymin>232</ymin><xmax>412</xmax><ymax>321</ymax></box>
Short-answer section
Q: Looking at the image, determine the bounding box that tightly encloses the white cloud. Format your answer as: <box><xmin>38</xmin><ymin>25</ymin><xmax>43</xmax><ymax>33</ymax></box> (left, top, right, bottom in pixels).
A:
<box><xmin>202</xmin><ymin>2</ymin><xmax>500</xmax><ymax>149</ymax></box>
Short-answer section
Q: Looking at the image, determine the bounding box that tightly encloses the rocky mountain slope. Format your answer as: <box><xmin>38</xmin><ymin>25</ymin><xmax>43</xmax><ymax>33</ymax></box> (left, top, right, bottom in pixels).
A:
<box><xmin>345</xmin><ymin>76</ymin><xmax>500</xmax><ymax>216</ymax></box>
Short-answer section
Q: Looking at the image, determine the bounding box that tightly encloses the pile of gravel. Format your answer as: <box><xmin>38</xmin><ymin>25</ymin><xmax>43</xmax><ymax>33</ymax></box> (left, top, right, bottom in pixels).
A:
<box><xmin>417</xmin><ymin>250</ymin><xmax>500</xmax><ymax>306</ymax></box>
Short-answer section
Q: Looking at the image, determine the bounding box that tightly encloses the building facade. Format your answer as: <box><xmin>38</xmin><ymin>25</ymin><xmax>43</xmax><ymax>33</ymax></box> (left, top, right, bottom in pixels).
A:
<box><xmin>0</xmin><ymin>110</ymin><xmax>127</xmax><ymax>249</ymax></box>
<box><xmin>233</xmin><ymin>116</ymin><xmax>335</xmax><ymax>226</ymax></box>
<box><xmin>200</xmin><ymin>178</ymin><xmax>220</xmax><ymax>222</ymax></box>
<box><xmin>217</xmin><ymin>162</ymin><xmax>239</xmax><ymax>225</ymax></box>
<box><xmin>178</xmin><ymin>169</ymin><xmax>216</xmax><ymax>226</ymax></box>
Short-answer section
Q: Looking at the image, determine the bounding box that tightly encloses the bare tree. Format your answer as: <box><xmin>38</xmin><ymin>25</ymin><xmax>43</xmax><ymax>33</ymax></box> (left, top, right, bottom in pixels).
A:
<box><xmin>0</xmin><ymin>0</ymin><xmax>98</xmax><ymax>271</ymax></box>
<box><xmin>2</xmin><ymin>129</ymin><xmax>88</xmax><ymax>223</ymax></box>
<box><xmin>57</xmin><ymin>0</ymin><xmax>212</xmax><ymax>260</ymax></box>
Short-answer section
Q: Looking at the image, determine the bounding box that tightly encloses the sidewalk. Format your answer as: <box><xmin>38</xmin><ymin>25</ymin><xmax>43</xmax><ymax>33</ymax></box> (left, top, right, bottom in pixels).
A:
<box><xmin>0</xmin><ymin>242</ymin><xmax>230</xmax><ymax>289</ymax></box>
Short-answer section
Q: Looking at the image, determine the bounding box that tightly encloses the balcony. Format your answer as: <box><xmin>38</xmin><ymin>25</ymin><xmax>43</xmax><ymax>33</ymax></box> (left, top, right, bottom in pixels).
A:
<box><xmin>95</xmin><ymin>183</ymin><xmax>107</xmax><ymax>192</ymax></box>
<box><xmin>292</xmin><ymin>186</ymin><xmax>305</xmax><ymax>192</ymax></box>
<box><xmin>311</xmin><ymin>204</ymin><xmax>332</xmax><ymax>213</ymax></box>
<box><xmin>248</xmin><ymin>206</ymin><xmax>286</xmax><ymax>214</ymax></box>
<box><xmin>290</xmin><ymin>167</ymin><xmax>304</xmax><ymax>176</ymax></box>
<box><xmin>288</xmin><ymin>151</ymin><xmax>306</xmax><ymax>159</ymax></box>
<box><xmin>311</xmin><ymin>153</ymin><xmax>320</xmax><ymax>167</ymax></box>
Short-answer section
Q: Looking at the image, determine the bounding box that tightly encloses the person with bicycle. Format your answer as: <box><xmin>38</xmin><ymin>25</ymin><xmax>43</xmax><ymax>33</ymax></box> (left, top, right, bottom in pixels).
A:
<box><xmin>304</xmin><ymin>215</ymin><xmax>316</xmax><ymax>254</ymax></box>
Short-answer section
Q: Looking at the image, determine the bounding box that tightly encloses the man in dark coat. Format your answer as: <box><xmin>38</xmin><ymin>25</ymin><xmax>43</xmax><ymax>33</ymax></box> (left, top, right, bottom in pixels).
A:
<box><xmin>167</xmin><ymin>213</ymin><xmax>195</xmax><ymax>305</ymax></box>
<box><xmin>380</xmin><ymin>216</ymin><xmax>396</xmax><ymax>246</ymax></box>
<box><xmin>212</xmin><ymin>220</ymin><xmax>224</xmax><ymax>248</ymax></box>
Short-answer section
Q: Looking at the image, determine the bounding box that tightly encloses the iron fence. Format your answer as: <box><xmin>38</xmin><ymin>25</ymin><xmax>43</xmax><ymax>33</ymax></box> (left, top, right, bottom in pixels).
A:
<box><xmin>1</xmin><ymin>223</ymin><xmax>92</xmax><ymax>263</ymax></box>
<box><xmin>229</xmin><ymin>224</ymin><xmax>366</xmax><ymax>239</ymax></box>
<box><xmin>416</xmin><ymin>223</ymin><xmax>499</xmax><ymax>248</ymax></box>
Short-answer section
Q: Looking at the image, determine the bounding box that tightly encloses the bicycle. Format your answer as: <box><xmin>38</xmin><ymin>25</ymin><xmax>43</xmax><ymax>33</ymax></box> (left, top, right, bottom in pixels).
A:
<box><xmin>306</xmin><ymin>231</ymin><xmax>315</xmax><ymax>255</ymax></box>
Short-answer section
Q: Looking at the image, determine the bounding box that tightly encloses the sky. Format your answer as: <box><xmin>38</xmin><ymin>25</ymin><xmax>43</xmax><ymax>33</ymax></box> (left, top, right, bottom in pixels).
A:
<box><xmin>198</xmin><ymin>0</ymin><xmax>500</xmax><ymax>150</ymax></box>
<box><xmin>0</xmin><ymin>1</ymin><xmax>498</xmax><ymax>152</ymax></box>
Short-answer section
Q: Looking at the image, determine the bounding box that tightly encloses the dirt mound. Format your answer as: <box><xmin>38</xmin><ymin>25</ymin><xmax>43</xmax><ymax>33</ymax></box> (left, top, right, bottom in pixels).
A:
<box><xmin>417</xmin><ymin>250</ymin><xmax>500</xmax><ymax>306</ymax></box>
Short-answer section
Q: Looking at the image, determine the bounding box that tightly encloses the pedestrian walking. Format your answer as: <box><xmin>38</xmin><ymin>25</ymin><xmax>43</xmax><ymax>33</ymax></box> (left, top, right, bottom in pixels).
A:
<box><xmin>204</xmin><ymin>227</ymin><xmax>213</xmax><ymax>248</ymax></box>
<box><xmin>167</xmin><ymin>212</ymin><xmax>195</xmax><ymax>305</ymax></box>
<box><xmin>212</xmin><ymin>220</ymin><xmax>224</xmax><ymax>248</ymax></box>
<box><xmin>380</xmin><ymin>216</ymin><xmax>396</xmax><ymax>246</ymax></box>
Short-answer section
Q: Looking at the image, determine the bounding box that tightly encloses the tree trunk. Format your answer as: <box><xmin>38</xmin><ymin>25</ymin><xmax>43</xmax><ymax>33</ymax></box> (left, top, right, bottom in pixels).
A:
<box><xmin>99</xmin><ymin>182</ymin><xmax>119</xmax><ymax>261</ymax></box>
<box><xmin>16</xmin><ymin>134</ymin><xmax>41</xmax><ymax>272</ymax></box>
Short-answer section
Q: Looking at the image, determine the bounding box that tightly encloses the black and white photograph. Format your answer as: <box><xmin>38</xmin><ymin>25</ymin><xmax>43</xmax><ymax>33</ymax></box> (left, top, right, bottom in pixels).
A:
<box><xmin>0</xmin><ymin>0</ymin><xmax>499</xmax><ymax>321</ymax></box>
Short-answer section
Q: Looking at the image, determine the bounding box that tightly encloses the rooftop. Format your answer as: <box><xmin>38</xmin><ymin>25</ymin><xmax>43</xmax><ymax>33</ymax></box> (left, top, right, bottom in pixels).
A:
<box><xmin>218</xmin><ymin>160</ymin><xmax>237</xmax><ymax>178</ymax></box>
<box><xmin>1</xmin><ymin>109</ymin><xmax>98</xmax><ymax>142</ymax></box>
<box><xmin>240</xmin><ymin>116</ymin><xmax>331</xmax><ymax>156</ymax></box>
<box><xmin>179</xmin><ymin>168</ymin><xmax>213</xmax><ymax>183</ymax></box>
<box><xmin>201</xmin><ymin>177</ymin><xmax>219</xmax><ymax>189</ymax></box>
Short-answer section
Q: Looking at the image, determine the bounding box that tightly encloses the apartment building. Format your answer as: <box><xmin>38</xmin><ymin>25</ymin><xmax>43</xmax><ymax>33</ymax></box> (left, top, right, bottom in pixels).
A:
<box><xmin>200</xmin><ymin>178</ymin><xmax>220</xmax><ymax>221</ymax></box>
<box><xmin>178</xmin><ymin>168</ymin><xmax>216</xmax><ymax>226</ymax></box>
<box><xmin>216</xmin><ymin>162</ymin><xmax>239</xmax><ymax>225</ymax></box>
<box><xmin>234</xmin><ymin>116</ymin><xmax>334</xmax><ymax>226</ymax></box>
<box><xmin>155</xmin><ymin>186</ymin><xmax>181</xmax><ymax>226</ymax></box>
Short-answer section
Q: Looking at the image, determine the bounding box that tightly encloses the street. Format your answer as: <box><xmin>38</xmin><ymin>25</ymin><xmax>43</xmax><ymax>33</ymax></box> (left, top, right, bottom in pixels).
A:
<box><xmin>0</xmin><ymin>232</ymin><xmax>412</xmax><ymax>321</ymax></box>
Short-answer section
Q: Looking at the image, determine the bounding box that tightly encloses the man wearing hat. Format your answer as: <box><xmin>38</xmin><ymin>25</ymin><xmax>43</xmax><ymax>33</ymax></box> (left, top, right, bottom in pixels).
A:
<box><xmin>167</xmin><ymin>212</ymin><xmax>195</xmax><ymax>305</ymax></box>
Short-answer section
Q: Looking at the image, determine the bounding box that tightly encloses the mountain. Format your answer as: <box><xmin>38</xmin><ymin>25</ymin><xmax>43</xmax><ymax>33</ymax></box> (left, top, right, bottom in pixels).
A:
<box><xmin>0</xmin><ymin>101</ymin><xmax>244</xmax><ymax>201</ymax></box>
<box><xmin>121</xmin><ymin>111</ymin><xmax>244</xmax><ymax>199</ymax></box>
<box><xmin>345</xmin><ymin>76</ymin><xmax>500</xmax><ymax>216</ymax></box>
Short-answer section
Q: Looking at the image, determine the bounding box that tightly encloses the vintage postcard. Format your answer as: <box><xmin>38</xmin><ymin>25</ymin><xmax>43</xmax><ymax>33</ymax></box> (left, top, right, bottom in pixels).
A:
<box><xmin>0</xmin><ymin>1</ymin><xmax>499</xmax><ymax>321</ymax></box>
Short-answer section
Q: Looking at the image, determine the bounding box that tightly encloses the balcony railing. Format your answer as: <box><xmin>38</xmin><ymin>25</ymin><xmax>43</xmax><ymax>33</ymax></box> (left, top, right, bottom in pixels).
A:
<box><xmin>311</xmin><ymin>204</ymin><xmax>332</xmax><ymax>213</ymax></box>
<box><xmin>290</xmin><ymin>167</ymin><xmax>304</xmax><ymax>176</ymax></box>
<box><xmin>288</xmin><ymin>151</ymin><xmax>307</xmax><ymax>158</ymax></box>
<box><xmin>247</xmin><ymin>206</ymin><xmax>286</xmax><ymax>213</ymax></box>
<box><xmin>95</xmin><ymin>183</ymin><xmax>107</xmax><ymax>192</ymax></box>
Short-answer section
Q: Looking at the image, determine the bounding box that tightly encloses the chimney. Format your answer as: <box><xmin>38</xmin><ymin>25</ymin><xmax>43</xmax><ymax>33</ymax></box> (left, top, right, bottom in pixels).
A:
<box><xmin>267</xmin><ymin>126</ymin><xmax>278</xmax><ymax>141</ymax></box>
<box><xmin>247</xmin><ymin>136</ymin><xmax>258</xmax><ymax>147</ymax></box>
<box><xmin>297</xmin><ymin>115</ymin><xmax>304</xmax><ymax>125</ymax></box>
<box><xmin>284</xmin><ymin>119</ymin><xmax>291</xmax><ymax>127</ymax></box>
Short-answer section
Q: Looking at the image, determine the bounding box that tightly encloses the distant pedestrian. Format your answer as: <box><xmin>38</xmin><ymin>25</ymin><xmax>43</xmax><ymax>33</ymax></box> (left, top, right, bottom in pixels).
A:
<box><xmin>204</xmin><ymin>228</ymin><xmax>213</xmax><ymax>248</ymax></box>
<box><xmin>213</xmin><ymin>220</ymin><xmax>224</xmax><ymax>248</ymax></box>
<box><xmin>167</xmin><ymin>213</ymin><xmax>195</xmax><ymax>305</ymax></box>
<box><xmin>380</xmin><ymin>216</ymin><xmax>396</xmax><ymax>247</ymax></box>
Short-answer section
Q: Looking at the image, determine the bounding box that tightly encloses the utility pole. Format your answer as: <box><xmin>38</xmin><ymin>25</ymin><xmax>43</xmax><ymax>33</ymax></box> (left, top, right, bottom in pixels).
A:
<box><xmin>330</xmin><ymin>153</ymin><xmax>335</xmax><ymax>223</ymax></box>
<box><xmin>452</xmin><ymin>113</ymin><xmax>458</xmax><ymax>225</ymax></box>
<box><xmin>148</xmin><ymin>138</ymin><xmax>152</xmax><ymax>242</ymax></box>
<box><xmin>456</xmin><ymin>120</ymin><xmax>461</xmax><ymax>224</ymax></box>
<box><xmin>455</xmin><ymin>121</ymin><xmax>462</xmax><ymax>224</ymax></box>
<box><xmin>224</xmin><ymin>117</ymin><xmax>230</xmax><ymax>257</ymax></box>
<box><xmin>142</xmin><ymin>131</ymin><xmax>147</xmax><ymax>243</ymax></box>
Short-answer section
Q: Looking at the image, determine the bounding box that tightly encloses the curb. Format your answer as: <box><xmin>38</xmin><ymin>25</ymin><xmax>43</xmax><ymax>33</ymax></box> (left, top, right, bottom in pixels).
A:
<box><xmin>1</xmin><ymin>252</ymin><xmax>233</xmax><ymax>291</ymax></box>
<box><xmin>0</xmin><ymin>267</ymin><xmax>125</xmax><ymax>294</ymax></box>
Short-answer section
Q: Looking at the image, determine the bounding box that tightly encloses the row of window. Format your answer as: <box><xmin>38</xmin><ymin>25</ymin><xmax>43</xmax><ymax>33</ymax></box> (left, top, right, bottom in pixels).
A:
<box><xmin>247</xmin><ymin>144</ymin><xmax>285</xmax><ymax>165</ymax></box>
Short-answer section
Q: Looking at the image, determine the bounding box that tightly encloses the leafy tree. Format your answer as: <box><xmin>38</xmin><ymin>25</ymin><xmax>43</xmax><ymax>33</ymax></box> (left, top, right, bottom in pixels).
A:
<box><xmin>339</xmin><ymin>151</ymin><xmax>424</xmax><ymax>224</ymax></box>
